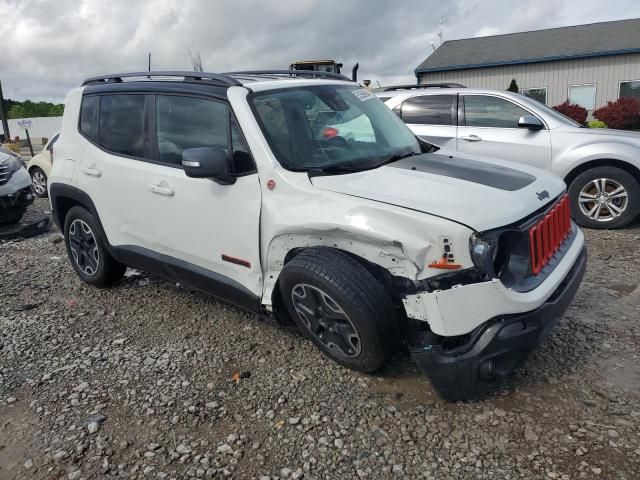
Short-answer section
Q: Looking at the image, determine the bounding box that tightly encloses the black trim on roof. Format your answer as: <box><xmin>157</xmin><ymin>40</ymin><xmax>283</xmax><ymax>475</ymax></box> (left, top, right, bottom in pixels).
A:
<box><xmin>82</xmin><ymin>71</ymin><xmax>242</xmax><ymax>87</ymax></box>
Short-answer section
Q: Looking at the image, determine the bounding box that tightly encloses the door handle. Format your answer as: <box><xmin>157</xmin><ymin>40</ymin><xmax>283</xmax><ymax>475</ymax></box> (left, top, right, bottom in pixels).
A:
<box><xmin>461</xmin><ymin>134</ymin><xmax>482</xmax><ymax>142</ymax></box>
<box><xmin>148</xmin><ymin>184</ymin><xmax>175</xmax><ymax>197</ymax></box>
<box><xmin>81</xmin><ymin>166</ymin><xmax>102</xmax><ymax>177</ymax></box>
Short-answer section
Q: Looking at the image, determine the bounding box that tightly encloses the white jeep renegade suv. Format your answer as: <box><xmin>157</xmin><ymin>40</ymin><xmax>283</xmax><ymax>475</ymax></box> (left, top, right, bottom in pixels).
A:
<box><xmin>49</xmin><ymin>71</ymin><xmax>587</xmax><ymax>401</ymax></box>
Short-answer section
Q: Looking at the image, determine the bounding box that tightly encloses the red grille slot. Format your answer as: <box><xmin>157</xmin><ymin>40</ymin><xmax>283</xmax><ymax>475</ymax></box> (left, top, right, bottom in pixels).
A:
<box><xmin>529</xmin><ymin>194</ymin><xmax>572</xmax><ymax>275</ymax></box>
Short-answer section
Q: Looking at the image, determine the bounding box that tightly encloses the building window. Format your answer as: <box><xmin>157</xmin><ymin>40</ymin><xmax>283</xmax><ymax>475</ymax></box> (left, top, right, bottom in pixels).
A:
<box><xmin>521</xmin><ymin>87</ymin><xmax>547</xmax><ymax>105</ymax></box>
<box><xmin>619</xmin><ymin>80</ymin><xmax>640</xmax><ymax>101</ymax></box>
<box><xmin>568</xmin><ymin>84</ymin><xmax>596</xmax><ymax>110</ymax></box>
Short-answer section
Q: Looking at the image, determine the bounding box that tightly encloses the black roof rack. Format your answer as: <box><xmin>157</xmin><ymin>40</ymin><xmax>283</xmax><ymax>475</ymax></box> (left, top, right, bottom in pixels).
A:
<box><xmin>226</xmin><ymin>70</ymin><xmax>351</xmax><ymax>82</ymax></box>
<box><xmin>378</xmin><ymin>83</ymin><xmax>466</xmax><ymax>91</ymax></box>
<box><xmin>81</xmin><ymin>71</ymin><xmax>242</xmax><ymax>87</ymax></box>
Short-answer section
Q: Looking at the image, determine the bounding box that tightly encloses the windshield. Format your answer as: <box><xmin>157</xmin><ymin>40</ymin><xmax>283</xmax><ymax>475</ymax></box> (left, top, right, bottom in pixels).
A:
<box><xmin>515</xmin><ymin>94</ymin><xmax>583</xmax><ymax>127</ymax></box>
<box><xmin>250</xmin><ymin>84</ymin><xmax>422</xmax><ymax>172</ymax></box>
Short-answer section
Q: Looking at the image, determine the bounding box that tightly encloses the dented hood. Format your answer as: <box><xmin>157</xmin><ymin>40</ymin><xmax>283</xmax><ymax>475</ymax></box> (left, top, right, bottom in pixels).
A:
<box><xmin>310</xmin><ymin>152</ymin><xmax>566</xmax><ymax>232</ymax></box>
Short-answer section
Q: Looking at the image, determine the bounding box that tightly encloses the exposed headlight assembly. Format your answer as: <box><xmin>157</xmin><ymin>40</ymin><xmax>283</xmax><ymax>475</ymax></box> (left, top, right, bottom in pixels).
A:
<box><xmin>469</xmin><ymin>233</ymin><xmax>499</xmax><ymax>278</ymax></box>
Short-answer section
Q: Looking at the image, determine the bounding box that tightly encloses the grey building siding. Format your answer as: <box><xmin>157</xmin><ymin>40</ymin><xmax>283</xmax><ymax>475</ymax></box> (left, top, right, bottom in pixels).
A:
<box><xmin>417</xmin><ymin>53</ymin><xmax>640</xmax><ymax>109</ymax></box>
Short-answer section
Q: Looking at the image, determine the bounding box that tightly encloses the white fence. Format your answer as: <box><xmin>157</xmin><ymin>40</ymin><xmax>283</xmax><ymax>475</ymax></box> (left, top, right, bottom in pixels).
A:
<box><xmin>3</xmin><ymin>116</ymin><xmax>62</xmax><ymax>141</ymax></box>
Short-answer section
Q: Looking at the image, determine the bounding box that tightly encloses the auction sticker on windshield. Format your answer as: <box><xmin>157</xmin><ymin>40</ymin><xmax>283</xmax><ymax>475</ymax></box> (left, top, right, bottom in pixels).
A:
<box><xmin>352</xmin><ymin>89</ymin><xmax>375</xmax><ymax>102</ymax></box>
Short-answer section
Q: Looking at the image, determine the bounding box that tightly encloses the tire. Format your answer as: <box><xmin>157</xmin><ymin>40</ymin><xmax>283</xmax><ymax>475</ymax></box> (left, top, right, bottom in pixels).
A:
<box><xmin>63</xmin><ymin>206</ymin><xmax>126</xmax><ymax>286</ymax></box>
<box><xmin>568</xmin><ymin>166</ymin><xmax>640</xmax><ymax>229</ymax></box>
<box><xmin>279</xmin><ymin>248</ymin><xmax>396</xmax><ymax>373</ymax></box>
<box><xmin>30</xmin><ymin>167</ymin><xmax>48</xmax><ymax>198</ymax></box>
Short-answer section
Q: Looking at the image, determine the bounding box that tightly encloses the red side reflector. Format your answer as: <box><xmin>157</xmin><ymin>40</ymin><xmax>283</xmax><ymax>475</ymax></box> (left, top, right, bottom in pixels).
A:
<box><xmin>221</xmin><ymin>254</ymin><xmax>251</xmax><ymax>268</ymax></box>
<box><xmin>529</xmin><ymin>194</ymin><xmax>572</xmax><ymax>276</ymax></box>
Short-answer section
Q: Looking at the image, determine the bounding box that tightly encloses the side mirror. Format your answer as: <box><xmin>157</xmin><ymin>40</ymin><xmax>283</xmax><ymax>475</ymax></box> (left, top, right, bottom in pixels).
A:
<box><xmin>518</xmin><ymin>115</ymin><xmax>544</xmax><ymax>131</ymax></box>
<box><xmin>182</xmin><ymin>147</ymin><xmax>235</xmax><ymax>185</ymax></box>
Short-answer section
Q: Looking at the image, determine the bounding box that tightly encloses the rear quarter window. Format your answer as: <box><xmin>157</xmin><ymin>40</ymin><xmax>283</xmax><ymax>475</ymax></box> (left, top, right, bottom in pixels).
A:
<box><xmin>79</xmin><ymin>96</ymin><xmax>97</xmax><ymax>139</ymax></box>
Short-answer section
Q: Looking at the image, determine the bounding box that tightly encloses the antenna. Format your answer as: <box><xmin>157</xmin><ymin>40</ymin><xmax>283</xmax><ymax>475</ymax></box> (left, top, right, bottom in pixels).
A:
<box><xmin>438</xmin><ymin>18</ymin><xmax>444</xmax><ymax>45</ymax></box>
<box><xmin>430</xmin><ymin>41</ymin><xmax>436</xmax><ymax>51</ymax></box>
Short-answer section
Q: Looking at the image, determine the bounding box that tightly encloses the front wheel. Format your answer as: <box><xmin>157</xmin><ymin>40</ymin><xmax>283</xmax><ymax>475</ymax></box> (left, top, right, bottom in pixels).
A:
<box><xmin>30</xmin><ymin>167</ymin><xmax>48</xmax><ymax>198</ymax></box>
<box><xmin>568</xmin><ymin>166</ymin><xmax>640</xmax><ymax>229</ymax></box>
<box><xmin>279</xmin><ymin>248</ymin><xmax>396</xmax><ymax>373</ymax></box>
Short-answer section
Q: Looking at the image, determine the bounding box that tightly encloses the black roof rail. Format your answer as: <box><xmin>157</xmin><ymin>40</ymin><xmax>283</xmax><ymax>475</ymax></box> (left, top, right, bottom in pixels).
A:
<box><xmin>378</xmin><ymin>83</ymin><xmax>466</xmax><ymax>91</ymax></box>
<box><xmin>81</xmin><ymin>71</ymin><xmax>242</xmax><ymax>87</ymax></box>
<box><xmin>226</xmin><ymin>70</ymin><xmax>352</xmax><ymax>82</ymax></box>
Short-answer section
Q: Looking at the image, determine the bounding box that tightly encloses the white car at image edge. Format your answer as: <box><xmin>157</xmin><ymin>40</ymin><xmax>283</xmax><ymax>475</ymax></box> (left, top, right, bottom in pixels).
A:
<box><xmin>48</xmin><ymin>70</ymin><xmax>586</xmax><ymax>401</ymax></box>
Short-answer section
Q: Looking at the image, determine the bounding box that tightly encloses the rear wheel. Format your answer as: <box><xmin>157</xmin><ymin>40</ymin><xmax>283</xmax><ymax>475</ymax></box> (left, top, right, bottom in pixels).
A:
<box><xmin>568</xmin><ymin>166</ymin><xmax>640</xmax><ymax>229</ymax></box>
<box><xmin>63</xmin><ymin>206</ymin><xmax>126</xmax><ymax>286</ymax></box>
<box><xmin>279</xmin><ymin>248</ymin><xmax>396</xmax><ymax>372</ymax></box>
<box><xmin>30</xmin><ymin>167</ymin><xmax>48</xmax><ymax>198</ymax></box>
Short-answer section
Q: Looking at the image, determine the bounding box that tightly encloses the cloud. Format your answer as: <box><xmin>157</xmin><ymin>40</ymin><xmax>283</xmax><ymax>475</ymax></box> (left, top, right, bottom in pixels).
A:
<box><xmin>0</xmin><ymin>0</ymin><xmax>639</xmax><ymax>102</ymax></box>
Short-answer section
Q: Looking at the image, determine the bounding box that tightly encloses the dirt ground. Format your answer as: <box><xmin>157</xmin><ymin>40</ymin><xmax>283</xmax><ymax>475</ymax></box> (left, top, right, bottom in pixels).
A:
<box><xmin>1</xmin><ymin>198</ymin><xmax>639</xmax><ymax>479</ymax></box>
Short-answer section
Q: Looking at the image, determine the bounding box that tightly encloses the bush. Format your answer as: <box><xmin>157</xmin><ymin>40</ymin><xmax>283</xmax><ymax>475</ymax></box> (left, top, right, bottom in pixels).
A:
<box><xmin>587</xmin><ymin>120</ymin><xmax>607</xmax><ymax>128</ymax></box>
<box><xmin>552</xmin><ymin>101</ymin><xmax>588</xmax><ymax>125</ymax></box>
<box><xmin>593</xmin><ymin>97</ymin><xmax>640</xmax><ymax>130</ymax></box>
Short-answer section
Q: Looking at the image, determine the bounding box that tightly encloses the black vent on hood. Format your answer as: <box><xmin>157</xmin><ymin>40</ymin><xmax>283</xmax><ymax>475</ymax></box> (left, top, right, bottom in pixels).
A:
<box><xmin>389</xmin><ymin>154</ymin><xmax>536</xmax><ymax>191</ymax></box>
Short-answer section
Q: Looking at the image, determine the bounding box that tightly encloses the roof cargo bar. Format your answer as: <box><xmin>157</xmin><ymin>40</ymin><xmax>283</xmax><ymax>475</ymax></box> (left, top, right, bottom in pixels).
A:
<box><xmin>379</xmin><ymin>83</ymin><xmax>465</xmax><ymax>91</ymax></box>
<box><xmin>226</xmin><ymin>70</ymin><xmax>351</xmax><ymax>81</ymax></box>
<box><xmin>82</xmin><ymin>71</ymin><xmax>242</xmax><ymax>87</ymax></box>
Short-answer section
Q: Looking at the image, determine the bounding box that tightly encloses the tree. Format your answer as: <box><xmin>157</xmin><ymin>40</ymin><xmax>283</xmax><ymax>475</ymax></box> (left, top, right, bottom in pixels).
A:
<box><xmin>189</xmin><ymin>47</ymin><xmax>204</xmax><ymax>72</ymax></box>
<box><xmin>507</xmin><ymin>79</ymin><xmax>519</xmax><ymax>93</ymax></box>
<box><xmin>6</xmin><ymin>99</ymin><xmax>64</xmax><ymax>119</ymax></box>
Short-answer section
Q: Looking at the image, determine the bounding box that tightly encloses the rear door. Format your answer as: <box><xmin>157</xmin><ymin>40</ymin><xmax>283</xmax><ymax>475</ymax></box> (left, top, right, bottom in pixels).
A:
<box><xmin>145</xmin><ymin>93</ymin><xmax>262</xmax><ymax>296</ymax></box>
<box><xmin>399</xmin><ymin>94</ymin><xmax>458</xmax><ymax>150</ymax></box>
<box><xmin>75</xmin><ymin>94</ymin><xmax>156</xmax><ymax>249</ymax></box>
<box><xmin>457</xmin><ymin>94</ymin><xmax>552</xmax><ymax>171</ymax></box>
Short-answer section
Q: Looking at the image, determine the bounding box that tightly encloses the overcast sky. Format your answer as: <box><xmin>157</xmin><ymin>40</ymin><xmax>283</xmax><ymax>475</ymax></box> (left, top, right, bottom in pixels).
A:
<box><xmin>2</xmin><ymin>0</ymin><xmax>640</xmax><ymax>103</ymax></box>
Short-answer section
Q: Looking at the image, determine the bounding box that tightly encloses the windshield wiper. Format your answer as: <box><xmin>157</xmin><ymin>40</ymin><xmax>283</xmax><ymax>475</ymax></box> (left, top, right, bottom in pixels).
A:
<box><xmin>307</xmin><ymin>152</ymin><xmax>421</xmax><ymax>175</ymax></box>
<box><xmin>375</xmin><ymin>151</ymin><xmax>421</xmax><ymax>167</ymax></box>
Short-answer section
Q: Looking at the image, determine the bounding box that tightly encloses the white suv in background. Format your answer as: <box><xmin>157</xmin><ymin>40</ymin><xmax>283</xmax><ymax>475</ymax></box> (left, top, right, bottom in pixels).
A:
<box><xmin>377</xmin><ymin>85</ymin><xmax>640</xmax><ymax>229</ymax></box>
<box><xmin>49</xmin><ymin>71</ymin><xmax>586</xmax><ymax>401</ymax></box>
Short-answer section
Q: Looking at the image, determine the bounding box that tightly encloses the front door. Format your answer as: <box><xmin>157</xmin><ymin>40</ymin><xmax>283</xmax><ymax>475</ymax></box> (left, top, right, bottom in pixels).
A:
<box><xmin>457</xmin><ymin>94</ymin><xmax>552</xmax><ymax>171</ymax></box>
<box><xmin>145</xmin><ymin>94</ymin><xmax>262</xmax><ymax>296</ymax></box>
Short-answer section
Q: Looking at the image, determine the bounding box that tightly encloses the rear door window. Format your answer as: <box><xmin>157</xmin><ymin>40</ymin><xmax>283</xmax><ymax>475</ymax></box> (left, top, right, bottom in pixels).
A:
<box><xmin>98</xmin><ymin>95</ymin><xmax>146</xmax><ymax>157</ymax></box>
<box><xmin>401</xmin><ymin>95</ymin><xmax>455</xmax><ymax>125</ymax></box>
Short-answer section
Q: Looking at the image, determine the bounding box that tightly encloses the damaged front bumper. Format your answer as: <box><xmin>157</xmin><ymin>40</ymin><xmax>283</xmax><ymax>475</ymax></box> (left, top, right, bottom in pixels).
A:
<box><xmin>0</xmin><ymin>167</ymin><xmax>35</xmax><ymax>223</ymax></box>
<box><xmin>408</xmin><ymin>246</ymin><xmax>586</xmax><ymax>401</ymax></box>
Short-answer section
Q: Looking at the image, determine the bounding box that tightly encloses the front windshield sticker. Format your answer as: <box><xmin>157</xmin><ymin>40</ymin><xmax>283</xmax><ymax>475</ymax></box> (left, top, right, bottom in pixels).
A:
<box><xmin>352</xmin><ymin>89</ymin><xmax>374</xmax><ymax>102</ymax></box>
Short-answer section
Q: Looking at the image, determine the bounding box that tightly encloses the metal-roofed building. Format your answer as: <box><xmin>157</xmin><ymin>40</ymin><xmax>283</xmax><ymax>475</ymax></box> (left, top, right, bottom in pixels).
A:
<box><xmin>415</xmin><ymin>19</ymin><xmax>640</xmax><ymax>111</ymax></box>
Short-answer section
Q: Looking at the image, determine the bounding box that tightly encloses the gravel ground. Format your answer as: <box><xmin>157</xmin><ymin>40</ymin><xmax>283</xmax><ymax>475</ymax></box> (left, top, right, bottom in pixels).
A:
<box><xmin>1</xmin><ymin>198</ymin><xmax>639</xmax><ymax>480</ymax></box>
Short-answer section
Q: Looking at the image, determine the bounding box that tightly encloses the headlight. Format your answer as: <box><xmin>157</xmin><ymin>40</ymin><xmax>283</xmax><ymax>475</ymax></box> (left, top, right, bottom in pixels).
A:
<box><xmin>5</xmin><ymin>156</ymin><xmax>24</xmax><ymax>175</ymax></box>
<box><xmin>469</xmin><ymin>234</ymin><xmax>499</xmax><ymax>277</ymax></box>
